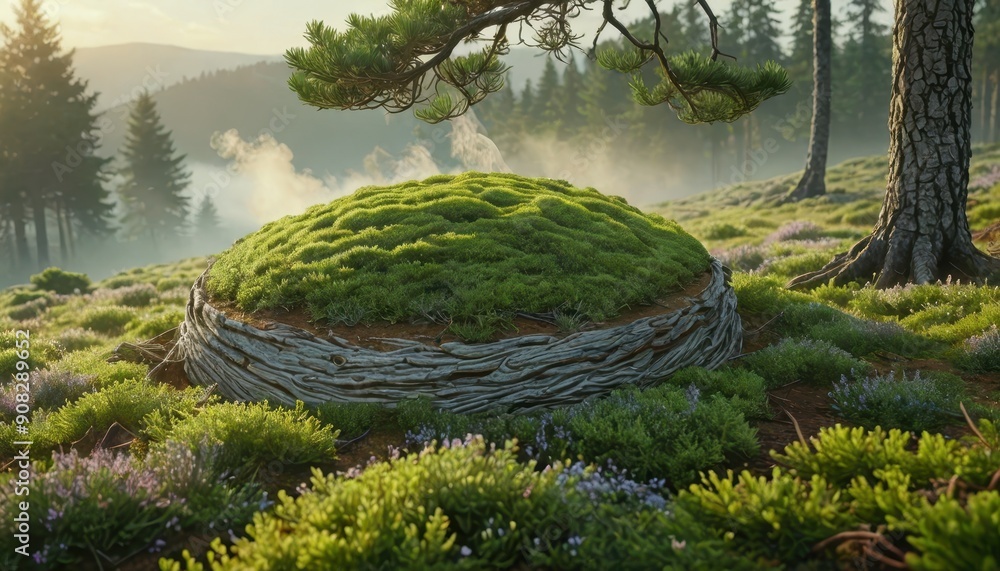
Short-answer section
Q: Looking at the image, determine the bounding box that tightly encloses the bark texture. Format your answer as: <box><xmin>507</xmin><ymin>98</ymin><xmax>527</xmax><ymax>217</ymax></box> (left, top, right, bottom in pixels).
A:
<box><xmin>784</xmin><ymin>0</ymin><xmax>832</xmax><ymax>203</ymax></box>
<box><xmin>176</xmin><ymin>260</ymin><xmax>743</xmax><ymax>414</ymax></box>
<box><xmin>790</xmin><ymin>0</ymin><xmax>1000</xmax><ymax>289</ymax></box>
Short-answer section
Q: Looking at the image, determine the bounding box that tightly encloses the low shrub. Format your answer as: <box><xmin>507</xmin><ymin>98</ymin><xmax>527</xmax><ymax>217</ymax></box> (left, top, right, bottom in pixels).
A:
<box><xmin>562</xmin><ymin>386</ymin><xmax>759</xmax><ymax>485</ymax></box>
<box><xmin>714</xmin><ymin>245</ymin><xmax>767</xmax><ymax>272</ymax></box>
<box><xmin>79</xmin><ymin>306</ymin><xmax>136</xmax><ymax>335</ymax></box>
<box><xmin>398</xmin><ymin>384</ymin><xmax>759</xmax><ymax>488</ymax></box>
<box><xmin>164</xmin><ymin>438</ymin><xmax>573</xmax><ymax>570</ymax></box>
<box><xmin>53</xmin><ymin>328</ymin><xmax>105</xmax><ymax>352</ymax></box>
<box><xmin>48</xmin><ymin>347</ymin><xmax>148</xmax><ymax>389</ymax></box>
<box><xmin>829</xmin><ymin>370</ymin><xmax>961</xmax><ymax>432</ymax></box>
<box><xmin>763</xmin><ymin>220</ymin><xmax>825</xmax><ymax>244</ymax></box>
<box><xmin>6</xmin><ymin>297</ymin><xmax>50</xmax><ymax>321</ymax></box>
<box><xmin>0</xmin><ymin>444</ymin><xmax>263</xmax><ymax>570</ymax></box>
<box><xmin>125</xmin><ymin>307</ymin><xmax>184</xmax><ymax>340</ymax></box>
<box><xmin>312</xmin><ymin>401</ymin><xmax>384</xmax><ymax>439</ymax></box>
<box><xmin>703</xmin><ymin>222</ymin><xmax>747</xmax><ymax>240</ymax></box>
<box><xmin>742</xmin><ymin>338</ymin><xmax>870</xmax><ymax>388</ymax></box>
<box><xmin>30</xmin><ymin>267</ymin><xmax>90</xmax><ymax>295</ymax></box>
<box><xmin>666</xmin><ymin>367</ymin><xmax>770</xmax><ymax>420</ymax></box>
<box><xmin>956</xmin><ymin>325</ymin><xmax>1000</xmax><ymax>372</ymax></box>
<box><xmin>146</xmin><ymin>401</ymin><xmax>339</xmax><ymax>480</ymax></box>
<box><xmin>0</xmin><ymin>370</ymin><xmax>95</xmax><ymax>423</ymax></box>
<box><xmin>672</xmin><ymin>421</ymin><xmax>1000</xmax><ymax>566</ymax></box>
<box><xmin>4</xmin><ymin>379</ymin><xmax>208</xmax><ymax>460</ymax></box>
<box><xmin>731</xmin><ymin>273</ymin><xmax>812</xmax><ymax>316</ymax></box>
<box><xmin>777</xmin><ymin>302</ymin><xmax>939</xmax><ymax>357</ymax></box>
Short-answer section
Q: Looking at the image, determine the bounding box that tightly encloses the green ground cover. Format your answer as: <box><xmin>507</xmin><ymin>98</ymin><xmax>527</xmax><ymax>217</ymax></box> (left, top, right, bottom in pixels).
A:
<box><xmin>1</xmin><ymin>154</ymin><xmax>999</xmax><ymax>569</ymax></box>
<box><xmin>207</xmin><ymin>171</ymin><xmax>711</xmax><ymax>340</ymax></box>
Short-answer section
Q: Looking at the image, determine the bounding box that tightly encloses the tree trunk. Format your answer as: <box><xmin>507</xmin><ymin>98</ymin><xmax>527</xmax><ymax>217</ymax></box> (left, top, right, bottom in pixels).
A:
<box><xmin>13</xmin><ymin>210</ymin><xmax>31</xmax><ymax>270</ymax></box>
<box><xmin>56</xmin><ymin>200</ymin><xmax>69</xmax><ymax>264</ymax></box>
<box><xmin>979</xmin><ymin>66</ymin><xmax>989</xmax><ymax>143</ymax></box>
<box><xmin>32</xmin><ymin>196</ymin><xmax>50</xmax><ymax>269</ymax></box>
<box><xmin>990</xmin><ymin>71</ymin><xmax>999</xmax><ymax>143</ymax></box>
<box><xmin>790</xmin><ymin>0</ymin><xmax>1000</xmax><ymax>290</ymax></box>
<box><xmin>784</xmin><ymin>0</ymin><xmax>832</xmax><ymax>203</ymax></box>
<box><xmin>65</xmin><ymin>208</ymin><xmax>76</xmax><ymax>258</ymax></box>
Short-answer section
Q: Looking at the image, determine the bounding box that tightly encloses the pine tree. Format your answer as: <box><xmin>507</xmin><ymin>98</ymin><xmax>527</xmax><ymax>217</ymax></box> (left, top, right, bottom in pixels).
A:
<box><xmin>534</xmin><ymin>58</ymin><xmax>562</xmax><ymax>130</ymax></box>
<box><xmin>193</xmin><ymin>194</ymin><xmax>221</xmax><ymax>238</ymax></box>
<box><xmin>284</xmin><ymin>3</ymin><xmax>790</xmax><ymax>124</ymax></box>
<box><xmin>838</xmin><ymin>0</ymin><xmax>891</xmax><ymax>132</ymax></box>
<box><xmin>0</xmin><ymin>0</ymin><xmax>110</xmax><ymax>271</ymax></box>
<box><xmin>117</xmin><ymin>92</ymin><xmax>191</xmax><ymax>247</ymax></box>
<box><xmin>974</xmin><ymin>0</ymin><xmax>1000</xmax><ymax>143</ymax></box>
<box><xmin>783</xmin><ymin>0</ymin><xmax>832</xmax><ymax>203</ymax></box>
<box><xmin>557</xmin><ymin>55</ymin><xmax>585</xmax><ymax>138</ymax></box>
<box><xmin>790</xmin><ymin>0</ymin><xmax>999</xmax><ymax>289</ymax></box>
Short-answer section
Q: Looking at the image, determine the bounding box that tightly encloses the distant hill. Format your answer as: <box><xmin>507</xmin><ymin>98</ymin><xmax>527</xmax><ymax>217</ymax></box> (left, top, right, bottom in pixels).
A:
<box><xmin>74</xmin><ymin>43</ymin><xmax>283</xmax><ymax>111</ymax></box>
<box><xmin>97</xmin><ymin>61</ymin><xmax>421</xmax><ymax>178</ymax></box>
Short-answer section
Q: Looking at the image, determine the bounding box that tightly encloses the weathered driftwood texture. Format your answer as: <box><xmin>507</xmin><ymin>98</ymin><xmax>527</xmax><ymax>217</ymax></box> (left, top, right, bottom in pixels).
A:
<box><xmin>177</xmin><ymin>259</ymin><xmax>742</xmax><ymax>414</ymax></box>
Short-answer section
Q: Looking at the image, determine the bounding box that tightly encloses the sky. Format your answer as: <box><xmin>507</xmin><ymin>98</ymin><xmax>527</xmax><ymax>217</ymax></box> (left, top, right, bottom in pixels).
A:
<box><xmin>0</xmin><ymin>0</ymin><xmax>819</xmax><ymax>55</ymax></box>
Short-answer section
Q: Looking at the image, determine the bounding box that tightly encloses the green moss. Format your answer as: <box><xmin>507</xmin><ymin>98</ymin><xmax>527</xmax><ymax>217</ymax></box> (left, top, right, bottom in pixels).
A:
<box><xmin>208</xmin><ymin>173</ymin><xmax>710</xmax><ymax>340</ymax></box>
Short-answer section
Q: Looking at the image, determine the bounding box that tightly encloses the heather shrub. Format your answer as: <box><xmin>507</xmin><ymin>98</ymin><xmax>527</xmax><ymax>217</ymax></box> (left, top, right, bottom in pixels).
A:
<box><xmin>829</xmin><ymin>370</ymin><xmax>961</xmax><ymax>432</ymax></box>
<box><xmin>0</xmin><ymin>370</ymin><xmax>95</xmax><ymax>423</ymax></box>
<box><xmin>666</xmin><ymin>366</ymin><xmax>770</xmax><ymax>420</ymax></box>
<box><xmin>53</xmin><ymin>328</ymin><xmax>105</xmax><ymax>352</ymax></box>
<box><xmin>742</xmin><ymin>338</ymin><xmax>870</xmax><ymax>387</ymax></box>
<box><xmin>777</xmin><ymin>302</ymin><xmax>938</xmax><ymax>357</ymax></box>
<box><xmin>397</xmin><ymin>384</ymin><xmax>759</xmax><ymax>487</ymax></box>
<box><xmin>6</xmin><ymin>297</ymin><xmax>50</xmax><ymax>320</ymax></box>
<box><xmin>560</xmin><ymin>385</ymin><xmax>758</xmax><ymax>485</ymax></box>
<box><xmin>30</xmin><ymin>267</ymin><xmax>90</xmax><ymax>295</ymax></box>
<box><xmin>763</xmin><ymin>220</ymin><xmax>825</xmax><ymax>244</ymax></box>
<box><xmin>713</xmin><ymin>244</ymin><xmax>767</xmax><ymax>272</ymax></box>
<box><xmin>110</xmin><ymin>283</ymin><xmax>159</xmax><ymax>307</ymax></box>
<box><xmin>49</xmin><ymin>347</ymin><xmax>148</xmax><ymax>389</ymax></box>
<box><xmin>0</xmin><ymin>444</ymin><xmax>263</xmax><ymax>570</ymax></box>
<box><xmin>956</xmin><ymin>325</ymin><xmax>1000</xmax><ymax>372</ymax></box>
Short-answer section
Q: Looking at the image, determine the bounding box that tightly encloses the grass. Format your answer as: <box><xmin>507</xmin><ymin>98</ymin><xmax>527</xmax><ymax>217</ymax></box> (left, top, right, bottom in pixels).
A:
<box><xmin>1</xmin><ymin>148</ymin><xmax>1000</xmax><ymax>569</ymax></box>
<box><xmin>206</xmin><ymin>172</ymin><xmax>711</xmax><ymax>340</ymax></box>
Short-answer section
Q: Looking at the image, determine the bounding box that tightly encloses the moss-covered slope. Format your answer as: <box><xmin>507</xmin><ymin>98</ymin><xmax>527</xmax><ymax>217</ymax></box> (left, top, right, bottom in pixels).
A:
<box><xmin>207</xmin><ymin>172</ymin><xmax>711</xmax><ymax>334</ymax></box>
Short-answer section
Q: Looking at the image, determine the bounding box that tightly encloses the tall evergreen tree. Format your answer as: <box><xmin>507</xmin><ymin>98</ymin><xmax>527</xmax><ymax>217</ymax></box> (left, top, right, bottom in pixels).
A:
<box><xmin>534</xmin><ymin>58</ymin><xmax>562</xmax><ymax>129</ymax></box>
<box><xmin>838</xmin><ymin>0</ymin><xmax>891</xmax><ymax>131</ymax></box>
<box><xmin>784</xmin><ymin>0</ymin><xmax>832</xmax><ymax>203</ymax></box>
<box><xmin>974</xmin><ymin>0</ymin><xmax>1000</xmax><ymax>143</ymax></box>
<box><xmin>0</xmin><ymin>0</ymin><xmax>109</xmax><ymax>270</ymax></box>
<box><xmin>117</xmin><ymin>92</ymin><xmax>190</xmax><ymax>247</ymax></box>
<box><xmin>193</xmin><ymin>194</ymin><xmax>221</xmax><ymax>239</ymax></box>
<box><xmin>791</xmin><ymin>0</ymin><xmax>999</xmax><ymax>289</ymax></box>
<box><xmin>557</xmin><ymin>55</ymin><xmax>585</xmax><ymax>138</ymax></box>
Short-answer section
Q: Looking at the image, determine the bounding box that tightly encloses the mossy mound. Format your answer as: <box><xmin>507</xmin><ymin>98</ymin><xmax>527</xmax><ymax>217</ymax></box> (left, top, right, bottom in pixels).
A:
<box><xmin>208</xmin><ymin>172</ymin><xmax>711</xmax><ymax>339</ymax></box>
